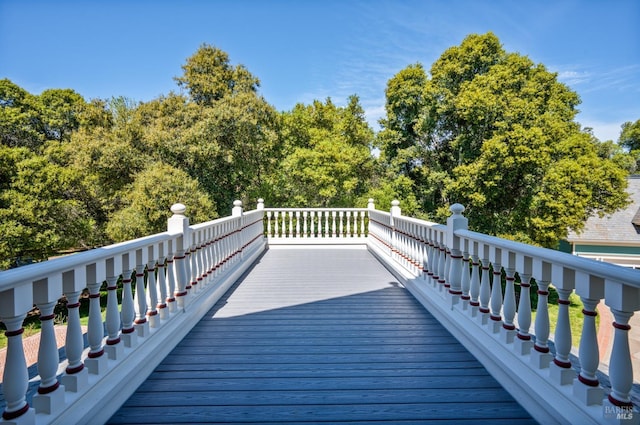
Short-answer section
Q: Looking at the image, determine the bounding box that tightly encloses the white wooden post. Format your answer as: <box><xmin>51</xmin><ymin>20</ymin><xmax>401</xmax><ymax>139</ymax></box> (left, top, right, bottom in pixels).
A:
<box><xmin>446</xmin><ymin>204</ymin><xmax>467</xmax><ymax>306</ymax></box>
<box><xmin>168</xmin><ymin>203</ymin><xmax>190</xmax><ymax>311</ymax></box>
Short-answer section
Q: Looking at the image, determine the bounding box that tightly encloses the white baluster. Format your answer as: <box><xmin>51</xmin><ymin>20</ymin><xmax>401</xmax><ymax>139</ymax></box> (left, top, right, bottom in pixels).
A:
<box><xmin>61</xmin><ymin>290</ymin><xmax>88</xmax><ymax>390</ymax></box>
<box><xmin>104</xmin><ymin>275</ymin><xmax>123</xmax><ymax>360</ymax></box>
<box><xmin>469</xmin><ymin>254</ymin><xmax>481</xmax><ymax>316</ymax></box>
<box><xmin>85</xmin><ymin>278</ymin><xmax>107</xmax><ymax>374</ymax></box>
<box><xmin>188</xmin><ymin>241</ymin><xmax>198</xmax><ymax>293</ymax></box>
<box><xmin>1</xmin><ymin>314</ymin><xmax>34</xmax><ymax>422</ymax></box>
<box><xmin>573</xmin><ymin>297</ymin><xmax>604</xmax><ymax>405</ymax></box>
<box><xmin>550</xmin><ymin>288</ymin><xmax>574</xmax><ymax>385</ymax></box>
<box><xmin>606</xmin><ymin>309</ymin><xmax>634</xmax><ymax>409</ymax></box>
<box><xmin>166</xmin><ymin>253</ymin><xmax>177</xmax><ymax>313</ymax></box>
<box><xmin>478</xmin><ymin>258</ymin><xmax>491</xmax><ymax>324</ymax></box>
<box><xmin>311</xmin><ymin>211</ymin><xmax>317</xmax><ymax>237</ymax></box>
<box><xmin>427</xmin><ymin>239</ymin><xmax>437</xmax><ymax>286</ymax></box>
<box><xmin>501</xmin><ymin>268</ymin><xmax>516</xmax><ymax>343</ymax></box>
<box><xmin>274</xmin><ymin>211</ymin><xmax>279</xmax><ymax>237</ymax></box>
<box><xmin>437</xmin><ymin>244</ymin><xmax>446</xmax><ymax>291</ymax></box>
<box><xmin>460</xmin><ymin>250</ymin><xmax>471</xmax><ymax>307</ymax></box>
<box><xmin>531</xmin><ymin>280</ymin><xmax>553</xmax><ymax>369</ymax></box>
<box><xmin>303</xmin><ymin>211</ymin><xmax>308</xmax><ymax>237</ymax></box>
<box><xmin>443</xmin><ymin>247</ymin><xmax>451</xmax><ymax>290</ymax></box>
<box><xmin>133</xmin><ymin>264</ymin><xmax>149</xmax><ymax>337</ymax></box>
<box><xmin>448</xmin><ymin>247</ymin><xmax>463</xmax><ymax>306</ymax></box>
<box><xmin>120</xmin><ymin>268</ymin><xmax>137</xmax><ymax>346</ymax></box>
<box><xmin>146</xmin><ymin>260</ymin><xmax>160</xmax><ymax>327</ymax></box>
<box><xmin>266</xmin><ymin>211</ymin><xmax>272</xmax><ymax>237</ymax></box>
<box><xmin>32</xmin><ymin>301</ymin><xmax>64</xmax><ymax>414</ymax></box>
<box><xmin>325</xmin><ymin>210</ymin><xmax>330</xmax><ymax>237</ymax></box>
<box><xmin>296</xmin><ymin>211</ymin><xmax>301</xmax><ymax>237</ymax></box>
<box><xmin>156</xmin><ymin>257</ymin><xmax>168</xmax><ymax>320</ymax></box>
<box><xmin>514</xmin><ymin>273</ymin><xmax>534</xmax><ymax>355</ymax></box>
<box><xmin>489</xmin><ymin>261</ymin><xmax>503</xmax><ymax>333</ymax></box>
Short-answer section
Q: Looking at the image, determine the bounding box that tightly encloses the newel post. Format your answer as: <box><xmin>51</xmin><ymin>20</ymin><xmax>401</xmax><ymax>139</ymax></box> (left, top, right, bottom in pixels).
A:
<box><xmin>446</xmin><ymin>204</ymin><xmax>468</xmax><ymax>306</ymax></box>
<box><xmin>367</xmin><ymin>198</ymin><xmax>375</xmax><ymax>210</ymax></box>
<box><xmin>168</xmin><ymin>203</ymin><xmax>191</xmax><ymax>310</ymax></box>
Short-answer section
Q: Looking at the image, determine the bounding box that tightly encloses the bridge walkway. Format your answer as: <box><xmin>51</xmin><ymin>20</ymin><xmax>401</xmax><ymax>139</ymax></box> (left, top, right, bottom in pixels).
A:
<box><xmin>108</xmin><ymin>247</ymin><xmax>536</xmax><ymax>424</ymax></box>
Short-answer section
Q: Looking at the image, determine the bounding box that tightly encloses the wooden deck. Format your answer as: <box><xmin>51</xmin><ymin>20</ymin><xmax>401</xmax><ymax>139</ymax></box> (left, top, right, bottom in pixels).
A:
<box><xmin>108</xmin><ymin>247</ymin><xmax>536</xmax><ymax>424</ymax></box>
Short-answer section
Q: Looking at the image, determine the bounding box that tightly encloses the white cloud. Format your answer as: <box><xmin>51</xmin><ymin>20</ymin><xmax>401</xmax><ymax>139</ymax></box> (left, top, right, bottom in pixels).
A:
<box><xmin>579</xmin><ymin>118</ymin><xmax>623</xmax><ymax>142</ymax></box>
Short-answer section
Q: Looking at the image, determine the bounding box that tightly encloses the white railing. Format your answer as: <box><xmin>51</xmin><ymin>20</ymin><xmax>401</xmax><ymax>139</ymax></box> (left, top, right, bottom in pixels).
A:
<box><xmin>0</xmin><ymin>200</ymin><xmax>266</xmax><ymax>425</ymax></box>
<box><xmin>264</xmin><ymin>206</ymin><xmax>369</xmax><ymax>244</ymax></box>
<box><xmin>1</xmin><ymin>198</ymin><xmax>638</xmax><ymax>424</ymax></box>
<box><xmin>367</xmin><ymin>202</ymin><xmax>639</xmax><ymax>425</ymax></box>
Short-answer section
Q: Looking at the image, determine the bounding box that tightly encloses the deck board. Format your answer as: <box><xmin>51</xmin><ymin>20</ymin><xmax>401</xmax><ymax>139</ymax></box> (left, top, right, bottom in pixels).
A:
<box><xmin>108</xmin><ymin>247</ymin><xmax>536</xmax><ymax>424</ymax></box>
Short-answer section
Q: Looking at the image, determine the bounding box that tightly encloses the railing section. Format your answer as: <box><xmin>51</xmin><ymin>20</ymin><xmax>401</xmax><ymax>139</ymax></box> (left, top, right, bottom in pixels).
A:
<box><xmin>367</xmin><ymin>202</ymin><xmax>639</xmax><ymax>425</ymax></box>
<box><xmin>264</xmin><ymin>207</ymin><xmax>368</xmax><ymax>244</ymax></box>
<box><xmin>0</xmin><ymin>201</ymin><xmax>266</xmax><ymax>425</ymax></box>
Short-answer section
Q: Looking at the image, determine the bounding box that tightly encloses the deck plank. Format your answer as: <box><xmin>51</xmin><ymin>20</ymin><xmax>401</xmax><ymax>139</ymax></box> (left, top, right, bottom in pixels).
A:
<box><xmin>108</xmin><ymin>248</ymin><xmax>536</xmax><ymax>424</ymax></box>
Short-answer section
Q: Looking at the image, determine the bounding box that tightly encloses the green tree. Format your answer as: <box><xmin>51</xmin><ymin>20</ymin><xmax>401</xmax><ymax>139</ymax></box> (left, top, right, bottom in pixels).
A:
<box><xmin>619</xmin><ymin>119</ymin><xmax>640</xmax><ymax>151</ymax></box>
<box><xmin>135</xmin><ymin>91</ymin><xmax>280</xmax><ymax>214</ymax></box>
<box><xmin>0</xmin><ymin>79</ymin><xmax>45</xmax><ymax>149</ymax></box>
<box><xmin>39</xmin><ymin>88</ymin><xmax>86</xmax><ymax>142</ymax></box>
<box><xmin>377</xmin><ymin>32</ymin><xmax>630</xmax><ymax>247</ymax></box>
<box><xmin>105</xmin><ymin>163</ymin><xmax>216</xmax><ymax>241</ymax></box>
<box><xmin>275</xmin><ymin>97</ymin><xmax>375</xmax><ymax>207</ymax></box>
<box><xmin>0</xmin><ymin>145</ymin><xmax>95</xmax><ymax>268</ymax></box>
<box><xmin>175</xmin><ymin>44</ymin><xmax>259</xmax><ymax>106</ymax></box>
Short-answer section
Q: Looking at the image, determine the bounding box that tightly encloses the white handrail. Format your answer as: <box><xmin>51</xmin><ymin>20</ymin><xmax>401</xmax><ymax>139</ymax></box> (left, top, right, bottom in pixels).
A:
<box><xmin>366</xmin><ymin>202</ymin><xmax>639</xmax><ymax>424</ymax></box>
<box><xmin>1</xmin><ymin>198</ymin><xmax>638</xmax><ymax>424</ymax></box>
<box><xmin>0</xmin><ymin>201</ymin><xmax>267</xmax><ymax>425</ymax></box>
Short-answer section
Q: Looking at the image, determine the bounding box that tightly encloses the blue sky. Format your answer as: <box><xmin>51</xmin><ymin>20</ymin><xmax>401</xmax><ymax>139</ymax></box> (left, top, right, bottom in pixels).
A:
<box><xmin>1</xmin><ymin>0</ymin><xmax>638</xmax><ymax>142</ymax></box>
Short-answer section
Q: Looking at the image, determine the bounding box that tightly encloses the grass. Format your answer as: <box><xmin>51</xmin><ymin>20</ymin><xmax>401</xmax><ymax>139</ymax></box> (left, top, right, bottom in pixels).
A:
<box><xmin>531</xmin><ymin>290</ymin><xmax>598</xmax><ymax>347</ymax></box>
<box><xmin>0</xmin><ymin>289</ymin><xmax>110</xmax><ymax>350</ymax></box>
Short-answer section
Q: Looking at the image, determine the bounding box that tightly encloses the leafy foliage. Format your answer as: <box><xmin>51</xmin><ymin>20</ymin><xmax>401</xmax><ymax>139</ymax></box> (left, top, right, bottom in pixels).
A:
<box><xmin>0</xmin><ymin>37</ymin><xmax>635</xmax><ymax>269</ymax></box>
<box><xmin>377</xmin><ymin>32</ymin><xmax>632</xmax><ymax>247</ymax></box>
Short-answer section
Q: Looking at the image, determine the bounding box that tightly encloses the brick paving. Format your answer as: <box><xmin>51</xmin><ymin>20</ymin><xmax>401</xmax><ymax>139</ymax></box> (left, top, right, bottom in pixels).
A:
<box><xmin>0</xmin><ymin>326</ymin><xmax>72</xmax><ymax>382</ymax></box>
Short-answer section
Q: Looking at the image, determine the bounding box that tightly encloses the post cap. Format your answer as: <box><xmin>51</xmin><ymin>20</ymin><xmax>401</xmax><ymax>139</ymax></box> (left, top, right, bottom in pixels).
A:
<box><xmin>449</xmin><ymin>203</ymin><xmax>465</xmax><ymax>215</ymax></box>
<box><xmin>171</xmin><ymin>203</ymin><xmax>186</xmax><ymax>215</ymax></box>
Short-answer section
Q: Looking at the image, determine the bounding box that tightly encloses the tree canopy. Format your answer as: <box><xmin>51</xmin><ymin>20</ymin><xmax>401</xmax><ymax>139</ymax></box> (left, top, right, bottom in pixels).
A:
<box><xmin>0</xmin><ymin>36</ymin><xmax>635</xmax><ymax>268</ymax></box>
<box><xmin>377</xmin><ymin>32</ymin><xmax>631</xmax><ymax>247</ymax></box>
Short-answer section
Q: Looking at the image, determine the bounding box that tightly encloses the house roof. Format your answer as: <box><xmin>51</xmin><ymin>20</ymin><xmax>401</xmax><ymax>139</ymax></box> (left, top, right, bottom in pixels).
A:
<box><xmin>567</xmin><ymin>176</ymin><xmax>640</xmax><ymax>244</ymax></box>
